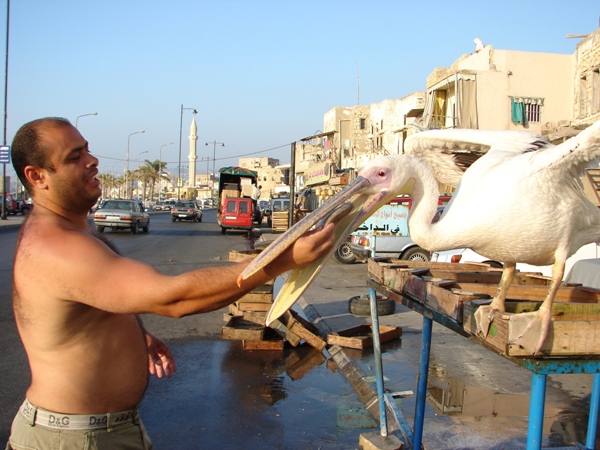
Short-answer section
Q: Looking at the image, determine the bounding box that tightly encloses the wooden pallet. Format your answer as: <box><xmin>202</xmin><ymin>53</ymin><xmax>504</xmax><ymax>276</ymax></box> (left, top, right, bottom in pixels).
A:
<box><xmin>271</xmin><ymin>211</ymin><xmax>289</xmax><ymax>231</ymax></box>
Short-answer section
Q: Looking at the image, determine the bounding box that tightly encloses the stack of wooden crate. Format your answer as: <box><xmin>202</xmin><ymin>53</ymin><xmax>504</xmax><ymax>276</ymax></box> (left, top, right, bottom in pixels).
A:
<box><xmin>222</xmin><ymin>250</ymin><xmax>326</xmax><ymax>351</ymax></box>
<box><xmin>367</xmin><ymin>258</ymin><xmax>600</xmax><ymax>357</ymax></box>
<box><xmin>270</xmin><ymin>211</ymin><xmax>289</xmax><ymax>231</ymax></box>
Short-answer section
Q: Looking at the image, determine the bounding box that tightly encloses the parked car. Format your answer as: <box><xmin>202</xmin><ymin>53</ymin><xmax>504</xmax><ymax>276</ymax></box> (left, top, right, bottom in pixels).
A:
<box><xmin>93</xmin><ymin>199</ymin><xmax>150</xmax><ymax>234</ymax></box>
<box><xmin>431</xmin><ymin>243</ymin><xmax>600</xmax><ymax>277</ymax></box>
<box><xmin>258</xmin><ymin>200</ymin><xmax>270</xmax><ymax>217</ymax></box>
<box><xmin>171</xmin><ymin>201</ymin><xmax>202</xmax><ymax>222</ymax></box>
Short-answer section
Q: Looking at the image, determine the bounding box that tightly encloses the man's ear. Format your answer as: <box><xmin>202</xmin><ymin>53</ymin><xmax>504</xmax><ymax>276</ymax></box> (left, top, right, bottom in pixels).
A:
<box><xmin>23</xmin><ymin>165</ymin><xmax>49</xmax><ymax>190</ymax></box>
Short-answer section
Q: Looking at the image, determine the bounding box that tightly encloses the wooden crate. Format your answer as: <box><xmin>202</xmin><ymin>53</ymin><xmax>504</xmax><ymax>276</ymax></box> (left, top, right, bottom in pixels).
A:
<box><xmin>329</xmin><ymin>176</ymin><xmax>348</xmax><ymax>186</ymax></box>
<box><xmin>222</xmin><ymin>316</ymin><xmax>265</xmax><ymax>341</ymax></box>
<box><xmin>463</xmin><ymin>298</ymin><xmax>600</xmax><ymax>357</ymax></box>
<box><xmin>271</xmin><ymin>211</ymin><xmax>289</xmax><ymax>231</ymax></box>
<box><xmin>327</xmin><ymin>325</ymin><xmax>402</xmax><ymax>350</ymax></box>
<box><xmin>243</xmin><ymin>329</ymin><xmax>285</xmax><ymax>351</ymax></box>
<box><xmin>367</xmin><ymin>258</ymin><xmax>495</xmax><ymax>285</ymax></box>
<box><xmin>369</xmin><ymin>260</ymin><xmax>552</xmax><ymax>323</ymax></box>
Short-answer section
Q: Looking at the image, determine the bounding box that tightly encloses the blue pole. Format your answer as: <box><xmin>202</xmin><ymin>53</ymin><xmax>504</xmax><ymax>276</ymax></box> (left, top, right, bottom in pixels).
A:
<box><xmin>414</xmin><ymin>316</ymin><xmax>433</xmax><ymax>449</ymax></box>
<box><xmin>369</xmin><ymin>288</ymin><xmax>387</xmax><ymax>436</ymax></box>
<box><xmin>527</xmin><ymin>373</ymin><xmax>547</xmax><ymax>449</ymax></box>
<box><xmin>586</xmin><ymin>372</ymin><xmax>600</xmax><ymax>449</ymax></box>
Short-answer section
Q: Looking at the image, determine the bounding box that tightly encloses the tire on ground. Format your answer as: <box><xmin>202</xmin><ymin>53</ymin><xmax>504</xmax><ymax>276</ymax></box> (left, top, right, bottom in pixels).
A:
<box><xmin>348</xmin><ymin>295</ymin><xmax>396</xmax><ymax>316</ymax></box>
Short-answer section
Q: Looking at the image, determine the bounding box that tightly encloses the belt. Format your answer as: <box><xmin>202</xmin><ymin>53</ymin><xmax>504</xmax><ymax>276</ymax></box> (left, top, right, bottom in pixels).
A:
<box><xmin>19</xmin><ymin>399</ymin><xmax>139</xmax><ymax>431</ymax></box>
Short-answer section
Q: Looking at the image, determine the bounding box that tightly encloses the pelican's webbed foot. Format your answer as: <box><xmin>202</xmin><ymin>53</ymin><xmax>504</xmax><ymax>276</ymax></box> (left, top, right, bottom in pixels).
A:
<box><xmin>507</xmin><ymin>305</ymin><xmax>552</xmax><ymax>355</ymax></box>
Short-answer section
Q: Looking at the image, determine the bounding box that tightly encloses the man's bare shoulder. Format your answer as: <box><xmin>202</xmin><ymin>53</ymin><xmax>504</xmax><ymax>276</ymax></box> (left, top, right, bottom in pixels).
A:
<box><xmin>17</xmin><ymin>213</ymin><xmax>116</xmax><ymax>262</ymax></box>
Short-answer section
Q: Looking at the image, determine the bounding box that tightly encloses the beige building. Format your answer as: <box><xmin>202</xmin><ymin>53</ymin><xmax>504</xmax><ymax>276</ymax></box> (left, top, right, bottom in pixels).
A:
<box><xmin>238</xmin><ymin>156</ymin><xmax>286</xmax><ymax>200</ymax></box>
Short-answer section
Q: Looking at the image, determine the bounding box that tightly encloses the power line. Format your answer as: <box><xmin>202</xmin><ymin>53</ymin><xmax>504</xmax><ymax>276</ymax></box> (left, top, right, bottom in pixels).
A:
<box><xmin>95</xmin><ymin>142</ymin><xmax>289</xmax><ymax>164</ymax></box>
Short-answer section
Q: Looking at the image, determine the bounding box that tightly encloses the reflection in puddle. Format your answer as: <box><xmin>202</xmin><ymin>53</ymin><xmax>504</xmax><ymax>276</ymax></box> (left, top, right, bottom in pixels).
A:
<box><xmin>426</xmin><ymin>358</ymin><xmax>597</xmax><ymax>447</ymax></box>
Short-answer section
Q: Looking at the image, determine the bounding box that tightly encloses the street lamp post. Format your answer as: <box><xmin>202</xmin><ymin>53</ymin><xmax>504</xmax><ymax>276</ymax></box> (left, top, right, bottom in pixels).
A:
<box><xmin>136</xmin><ymin>150</ymin><xmax>148</xmax><ymax>168</ymax></box>
<box><xmin>178</xmin><ymin>105</ymin><xmax>197</xmax><ymax>199</ymax></box>
<box><xmin>205</xmin><ymin>140</ymin><xmax>224</xmax><ymax>199</ymax></box>
<box><xmin>126</xmin><ymin>130</ymin><xmax>145</xmax><ymax>198</ymax></box>
<box><xmin>159</xmin><ymin>142</ymin><xmax>173</xmax><ymax>200</ymax></box>
<box><xmin>135</xmin><ymin>151</ymin><xmax>149</xmax><ymax>200</ymax></box>
<box><xmin>75</xmin><ymin>112</ymin><xmax>97</xmax><ymax>128</ymax></box>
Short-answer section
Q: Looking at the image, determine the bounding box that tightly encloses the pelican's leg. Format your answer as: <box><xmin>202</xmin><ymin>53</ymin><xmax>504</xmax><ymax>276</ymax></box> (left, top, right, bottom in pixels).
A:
<box><xmin>475</xmin><ymin>263</ymin><xmax>515</xmax><ymax>337</ymax></box>
<box><xmin>509</xmin><ymin>261</ymin><xmax>564</xmax><ymax>355</ymax></box>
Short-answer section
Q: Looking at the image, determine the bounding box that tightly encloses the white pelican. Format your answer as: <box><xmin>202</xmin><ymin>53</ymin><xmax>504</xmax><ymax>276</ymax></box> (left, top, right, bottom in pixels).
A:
<box><xmin>240</xmin><ymin>121</ymin><xmax>600</xmax><ymax>354</ymax></box>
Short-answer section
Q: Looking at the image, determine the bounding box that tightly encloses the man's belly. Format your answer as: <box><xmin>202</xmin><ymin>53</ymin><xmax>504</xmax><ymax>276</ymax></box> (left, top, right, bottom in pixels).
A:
<box><xmin>25</xmin><ymin>314</ymin><xmax>149</xmax><ymax>414</ymax></box>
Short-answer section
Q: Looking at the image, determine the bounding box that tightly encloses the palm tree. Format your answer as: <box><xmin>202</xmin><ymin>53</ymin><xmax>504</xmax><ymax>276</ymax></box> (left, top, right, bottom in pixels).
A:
<box><xmin>97</xmin><ymin>173</ymin><xmax>114</xmax><ymax>199</ymax></box>
<box><xmin>135</xmin><ymin>163</ymin><xmax>157</xmax><ymax>202</ymax></box>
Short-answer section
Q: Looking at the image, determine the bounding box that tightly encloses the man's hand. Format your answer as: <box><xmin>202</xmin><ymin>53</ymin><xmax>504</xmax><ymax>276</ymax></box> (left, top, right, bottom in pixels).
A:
<box><xmin>144</xmin><ymin>331</ymin><xmax>177</xmax><ymax>378</ymax></box>
<box><xmin>277</xmin><ymin>222</ymin><xmax>336</xmax><ymax>272</ymax></box>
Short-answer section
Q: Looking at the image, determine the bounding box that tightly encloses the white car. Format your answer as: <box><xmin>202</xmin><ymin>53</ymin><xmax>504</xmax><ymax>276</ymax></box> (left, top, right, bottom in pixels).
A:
<box><xmin>431</xmin><ymin>243</ymin><xmax>600</xmax><ymax>280</ymax></box>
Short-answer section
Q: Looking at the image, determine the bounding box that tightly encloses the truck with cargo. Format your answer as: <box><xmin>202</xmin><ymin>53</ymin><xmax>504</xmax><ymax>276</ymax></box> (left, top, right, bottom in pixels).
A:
<box><xmin>217</xmin><ymin>166</ymin><xmax>260</xmax><ymax>233</ymax></box>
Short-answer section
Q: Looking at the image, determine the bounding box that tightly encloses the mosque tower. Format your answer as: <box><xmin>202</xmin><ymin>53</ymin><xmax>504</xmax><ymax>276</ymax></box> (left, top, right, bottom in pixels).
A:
<box><xmin>188</xmin><ymin>117</ymin><xmax>198</xmax><ymax>189</ymax></box>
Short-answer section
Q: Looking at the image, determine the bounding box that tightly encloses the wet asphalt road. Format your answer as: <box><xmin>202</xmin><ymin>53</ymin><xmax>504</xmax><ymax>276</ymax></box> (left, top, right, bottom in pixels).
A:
<box><xmin>0</xmin><ymin>210</ymin><xmax>369</xmax><ymax>449</ymax></box>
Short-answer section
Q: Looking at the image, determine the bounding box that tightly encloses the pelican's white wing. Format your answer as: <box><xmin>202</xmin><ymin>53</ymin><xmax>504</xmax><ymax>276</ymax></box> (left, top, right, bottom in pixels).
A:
<box><xmin>405</xmin><ymin>128</ymin><xmax>547</xmax><ymax>187</ymax></box>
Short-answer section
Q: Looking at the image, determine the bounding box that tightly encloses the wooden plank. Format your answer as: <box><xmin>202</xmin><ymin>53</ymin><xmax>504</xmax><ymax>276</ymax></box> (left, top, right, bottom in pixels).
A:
<box><xmin>243</xmin><ymin>333</ymin><xmax>285</xmax><ymax>351</ymax></box>
<box><xmin>451</xmin><ymin>282</ymin><xmax>600</xmax><ymax>304</ymax></box>
<box><xmin>233</xmin><ymin>301</ymin><xmax>272</xmax><ymax>312</ymax></box>
<box><xmin>463</xmin><ymin>299</ymin><xmax>600</xmax><ymax>356</ymax></box>
<box><xmin>221</xmin><ymin>316</ymin><xmax>265</xmax><ymax>341</ymax></box>
<box><xmin>327</xmin><ymin>325</ymin><xmax>402</xmax><ymax>349</ymax></box>
<box><xmin>280</xmin><ymin>311</ymin><xmax>326</xmax><ymax>351</ymax></box>
<box><xmin>269</xmin><ymin>318</ymin><xmax>302</xmax><ymax>346</ymax></box>
<box><xmin>238</xmin><ymin>289</ymin><xmax>273</xmax><ymax>303</ymax></box>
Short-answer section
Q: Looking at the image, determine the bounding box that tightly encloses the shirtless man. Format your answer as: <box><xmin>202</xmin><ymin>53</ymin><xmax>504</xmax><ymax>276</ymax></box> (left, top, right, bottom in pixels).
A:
<box><xmin>6</xmin><ymin>117</ymin><xmax>336</xmax><ymax>449</ymax></box>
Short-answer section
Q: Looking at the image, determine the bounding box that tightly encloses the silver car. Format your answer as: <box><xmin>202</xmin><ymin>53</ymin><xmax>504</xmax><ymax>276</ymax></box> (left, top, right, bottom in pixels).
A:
<box><xmin>93</xmin><ymin>200</ymin><xmax>150</xmax><ymax>234</ymax></box>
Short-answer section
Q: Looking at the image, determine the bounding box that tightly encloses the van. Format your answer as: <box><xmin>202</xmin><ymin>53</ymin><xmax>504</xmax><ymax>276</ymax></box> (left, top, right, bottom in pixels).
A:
<box><xmin>339</xmin><ymin>195</ymin><xmax>451</xmax><ymax>264</ymax></box>
<box><xmin>220</xmin><ymin>198</ymin><xmax>255</xmax><ymax>234</ymax></box>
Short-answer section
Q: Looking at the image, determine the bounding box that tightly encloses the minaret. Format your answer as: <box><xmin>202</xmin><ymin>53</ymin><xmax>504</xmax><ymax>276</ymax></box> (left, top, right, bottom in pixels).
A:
<box><xmin>188</xmin><ymin>117</ymin><xmax>198</xmax><ymax>188</ymax></box>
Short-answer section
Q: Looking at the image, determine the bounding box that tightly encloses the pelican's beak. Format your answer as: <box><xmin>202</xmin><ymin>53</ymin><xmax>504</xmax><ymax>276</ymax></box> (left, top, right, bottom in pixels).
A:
<box><xmin>237</xmin><ymin>174</ymin><xmax>395</xmax><ymax>326</ymax></box>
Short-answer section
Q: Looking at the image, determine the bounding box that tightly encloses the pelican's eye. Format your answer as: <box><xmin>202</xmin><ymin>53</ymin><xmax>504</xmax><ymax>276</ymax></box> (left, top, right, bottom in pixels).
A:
<box><xmin>378</xmin><ymin>170</ymin><xmax>386</xmax><ymax>177</ymax></box>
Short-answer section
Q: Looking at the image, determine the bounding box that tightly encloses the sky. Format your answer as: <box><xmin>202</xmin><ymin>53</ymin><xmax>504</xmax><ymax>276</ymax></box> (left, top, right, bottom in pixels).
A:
<box><xmin>1</xmin><ymin>0</ymin><xmax>599</xmax><ymax>184</ymax></box>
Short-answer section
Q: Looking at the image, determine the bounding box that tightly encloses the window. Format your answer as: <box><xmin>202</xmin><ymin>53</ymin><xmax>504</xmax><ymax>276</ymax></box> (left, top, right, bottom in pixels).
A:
<box><xmin>579</xmin><ymin>75</ymin><xmax>588</xmax><ymax>118</ymax></box>
<box><xmin>593</xmin><ymin>68</ymin><xmax>600</xmax><ymax>114</ymax></box>
<box><xmin>239</xmin><ymin>202</ymin><xmax>249</xmax><ymax>214</ymax></box>
<box><xmin>511</xmin><ymin>97</ymin><xmax>544</xmax><ymax>125</ymax></box>
<box><xmin>360</xmin><ymin>118</ymin><xmax>366</xmax><ymax>130</ymax></box>
<box><xmin>525</xmin><ymin>103</ymin><xmax>541</xmax><ymax>123</ymax></box>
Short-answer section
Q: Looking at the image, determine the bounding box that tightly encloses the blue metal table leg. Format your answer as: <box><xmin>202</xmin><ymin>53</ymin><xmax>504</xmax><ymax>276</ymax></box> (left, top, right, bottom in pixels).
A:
<box><xmin>586</xmin><ymin>372</ymin><xmax>600</xmax><ymax>449</ymax></box>
<box><xmin>369</xmin><ymin>287</ymin><xmax>387</xmax><ymax>437</ymax></box>
<box><xmin>414</xmin><ymin>316</ymin><xmax>433</xmax><ymax>450</ymax></box>
<box><xmin>527</xmin><ymin>372</ymin><xmax>547</xmax><ymax>450</ymax></box>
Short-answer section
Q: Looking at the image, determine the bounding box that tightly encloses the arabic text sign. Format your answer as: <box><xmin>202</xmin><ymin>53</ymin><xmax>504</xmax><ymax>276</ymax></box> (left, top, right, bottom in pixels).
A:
<box><xmin>354</xmin><ymin>202</ymin><xmax>410</xmax><ymax>236</ymax></box>
<box><xmin>0</xmin><ymin>146</ymin><xmax>10</xmax><ymax>164</ymax></box>
<box><xmin>305</xmin><ymin>162</ymin><xmax>330</xmax><ymax>186</ymax></box>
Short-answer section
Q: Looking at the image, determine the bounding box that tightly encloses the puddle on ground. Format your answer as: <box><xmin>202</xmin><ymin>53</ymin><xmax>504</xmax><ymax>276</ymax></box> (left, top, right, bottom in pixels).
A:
<box><xmin>425</xmin><ymin>357</ymin><xmax>598</xmax><ymax>448</ymax></box>
<box><xmin>142</xmin><ymin>338</ymin><xmax>374</xmax><ymax>449</ymax></box>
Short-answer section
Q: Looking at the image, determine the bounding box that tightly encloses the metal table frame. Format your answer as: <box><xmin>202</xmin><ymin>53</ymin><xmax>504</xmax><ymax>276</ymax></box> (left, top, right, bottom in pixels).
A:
<box><xmin>367</xmin><ymin>279</ymin><xmax>600</xmax><ymax>450</ymax></box>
